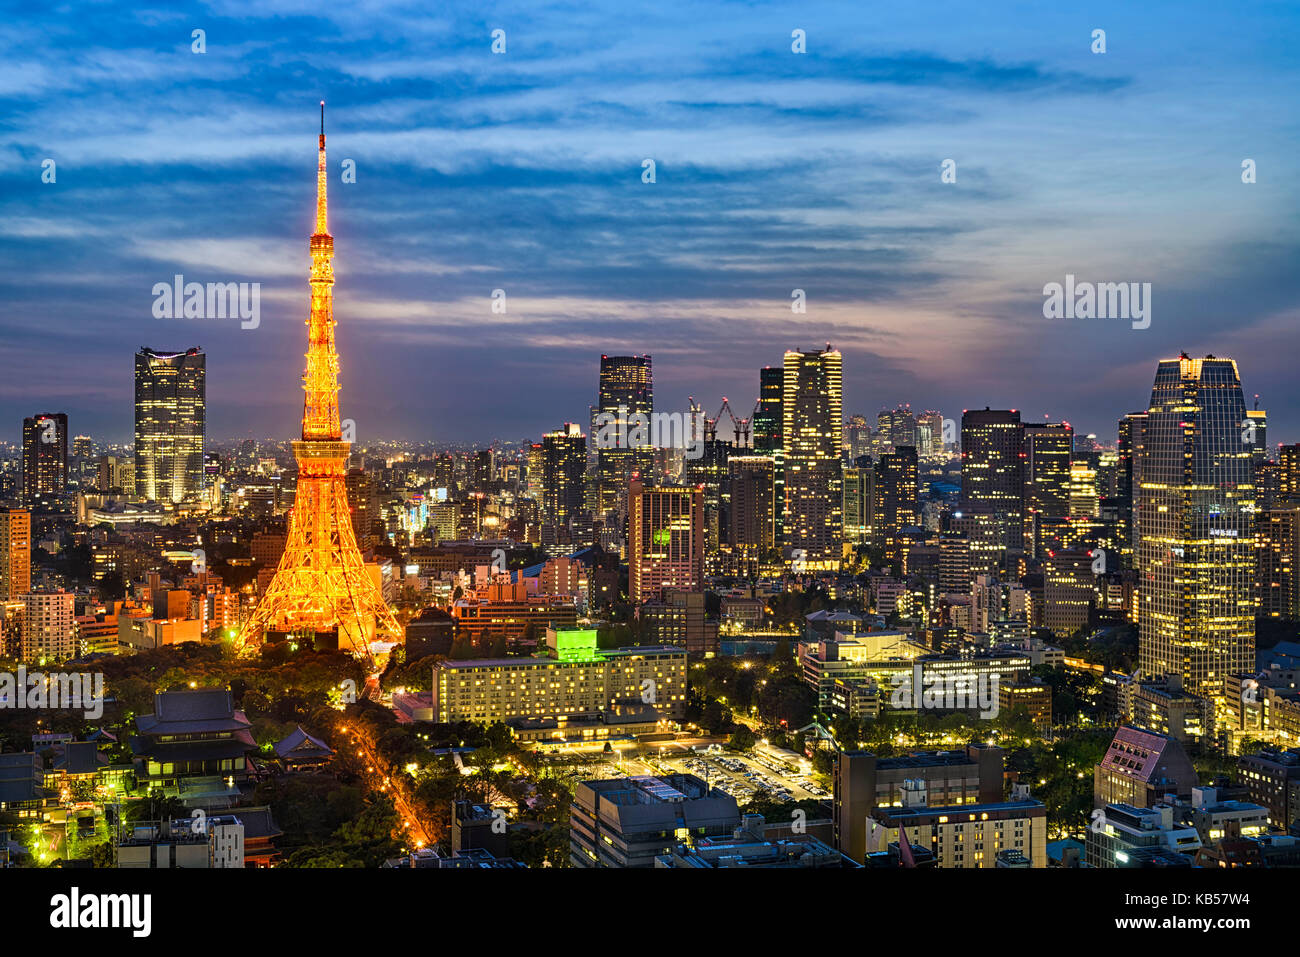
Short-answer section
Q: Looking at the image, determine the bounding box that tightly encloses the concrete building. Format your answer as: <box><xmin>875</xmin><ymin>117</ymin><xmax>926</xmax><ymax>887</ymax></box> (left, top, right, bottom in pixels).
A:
<box><xmin>1086</xmin><ymin>802</ymin><xmax>1200</xmax><ymax>867</ymax></box>
<box><xmin>20</xmin><ymin>591</ymin><xmax>75</xmax><ymax>662</ymax></box>
<box><xmin>571</xmin><ymin>773</ymin><xmax>740</xmax><ymax>868</ymax></box>
<box><xmin>869</xmin><ymin>784</ymin><xmax>1048</xmax><ymax>869</ymax></box>
<box><xmin>833</xmin><ymin>745</ymin><xmax>1004</xmax><ymax>863</ymax></box>
<box><xmin>655</xmin><ymin>812</ymin><xmax>859</xmax><ymax>868</ymax></box>
<box><xmin>1093</xmin><ymin>725</ymin><xmax>1199</xmax><ymax>810</ymax></box>
<box><xmin>432</xmin><ymin>627</ymin><xmax>686</xmax><ymax>733</ymax></box>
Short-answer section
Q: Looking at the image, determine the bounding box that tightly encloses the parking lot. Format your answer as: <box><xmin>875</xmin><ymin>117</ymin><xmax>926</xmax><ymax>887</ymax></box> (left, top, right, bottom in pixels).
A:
<box><xmin>643</xmin><ymin>746</ymin><xmax>827</xmax><ymax>804</ymax></box>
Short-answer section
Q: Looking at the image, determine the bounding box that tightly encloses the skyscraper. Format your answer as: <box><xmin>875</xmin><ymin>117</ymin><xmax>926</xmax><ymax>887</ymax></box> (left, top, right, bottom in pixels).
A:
<box><xmin>917</xmin><ymin>410</ymin><xmax>946</xmax><ymax>460</ymax></box>
<box><xmin>0</xmin><ymin>507</ymin><xmax>31</xmax><ymax>601</ymax></box>
<box><xmin>959</xmin><ymin>409</ymin><xmax>1025</xmax><ymax>559</ymax></box>
<box><xmin>542</xmin><ymin>423</ymin><xmax>587</xmax><ymax>527</ymax></box>
<box><xmin>21</xmin><ymin>412</ymin><xmax>67</xmax><ymax>505</ymax></box>
<box><xmin>873</xmin><ymin>446</ymin><xmax>917</xmax><ymax>567</ymax></box>
<box><xmin>727</xmin><ymin>455</ymin><xmax>776</xmax><ymax>566</ymax></box>
<box><xmin>1136</xmin><ymin>356</ymin><xmax>1255</xmax><ymax>699</ymax></box>
<box><xmin>134</xmin><ymin>347</ymin><xmax>206</xmax><ymax>504</ymax></box>
<box><xmin>753</xmin><ymin>366</ymin><xmax>785</xmax><ymax>543</ymax></box>
<box><xmin>1279</xmin><ymin>443</ymin><xmax>1300</xmax><ymax>500</ymax></box>
<box><xmin>21</xmin><ymin>591</ymin><xmax>75</xmax><ymax>662</ymax></box>
<box><xmin>1118</xmin><ymin>411</ymin><xmax>1148</xmax><ymax>565</ymax></box>
<box><xmin>596</xmin><ymin>355</ymin><xmax>653</xmax><ymax>517</ymax></box>
<box><xmin>628</xmin><ymin>478</ymin><xmax>703</xmax><ymax>604</ymax></box>
<box><xmin>842</xmin><ymin>463</ymin><xmax>873</xmax><ymax>545</ymax></box>
<box><xmin>1022</xmin><ymin>421</ymin><xmax>1073</xmax><ymax>557</ymax></box>
<box><xmin>782</xmin><ymin>346</ymin><xmax>843</xmax><ymax>570</ymax></box>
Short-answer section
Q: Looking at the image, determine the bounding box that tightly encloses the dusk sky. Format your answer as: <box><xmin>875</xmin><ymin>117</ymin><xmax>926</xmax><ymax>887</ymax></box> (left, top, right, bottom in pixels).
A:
<box><xmin>2</xmin><ymin>1</ymin><xmax>1297</xmax><ymax>446</ymax></box>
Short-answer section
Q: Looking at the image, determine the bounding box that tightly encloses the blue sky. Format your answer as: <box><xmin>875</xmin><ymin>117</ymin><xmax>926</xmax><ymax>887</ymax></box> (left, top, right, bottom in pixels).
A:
<box><xmin>1</xmin><ymin>0</ymin><xmax>1297</xmax><ymax>445</ymax></box>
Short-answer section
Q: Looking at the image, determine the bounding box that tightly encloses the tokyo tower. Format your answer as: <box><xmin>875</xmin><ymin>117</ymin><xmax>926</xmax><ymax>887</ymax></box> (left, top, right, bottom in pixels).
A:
<box><xmin>237</xmin><ymin>104</ymin><xmax>402</xmax><ymax>660</ymax></box>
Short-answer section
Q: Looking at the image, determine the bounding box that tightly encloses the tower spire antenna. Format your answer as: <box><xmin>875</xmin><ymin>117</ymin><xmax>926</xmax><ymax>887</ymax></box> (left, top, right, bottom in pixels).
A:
<box><xmin>315</xmin><ymin>101</ymin><xmax>329</xmax><ymax>236</ymax></box>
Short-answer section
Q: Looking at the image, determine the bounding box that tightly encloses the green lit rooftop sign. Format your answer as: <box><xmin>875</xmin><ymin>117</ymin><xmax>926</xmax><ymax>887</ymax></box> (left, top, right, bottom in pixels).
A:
<box><xmin>553</xmin><ymin>627</ymin><xmax>600</xmax><ymax>662</ymax></box>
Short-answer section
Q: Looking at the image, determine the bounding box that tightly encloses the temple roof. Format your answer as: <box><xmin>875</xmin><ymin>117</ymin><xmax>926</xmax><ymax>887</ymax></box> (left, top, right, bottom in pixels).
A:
<box><xmin>274</xmin><ymin>725</ymin><xmax>335</xmax><ymax>760</ymax></box>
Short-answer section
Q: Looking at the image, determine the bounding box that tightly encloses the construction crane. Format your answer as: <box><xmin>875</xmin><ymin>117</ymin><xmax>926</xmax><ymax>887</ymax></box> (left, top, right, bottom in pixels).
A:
<box><xmin>687</xmin><ymin>396</ymin><xmax>757</xmax><ymax>447</ymax></box>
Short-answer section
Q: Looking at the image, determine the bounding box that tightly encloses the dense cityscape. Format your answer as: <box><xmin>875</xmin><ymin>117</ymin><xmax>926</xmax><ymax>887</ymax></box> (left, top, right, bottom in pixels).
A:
<box><xmin>4</xmin><ymin>1</ymin><xmax>1296</xmax><ymax>939</ymax></box>
<box><xmin>2</xmin><ymin>114</ymin><xmax>1296</xmax><ymax>880</ymax></box>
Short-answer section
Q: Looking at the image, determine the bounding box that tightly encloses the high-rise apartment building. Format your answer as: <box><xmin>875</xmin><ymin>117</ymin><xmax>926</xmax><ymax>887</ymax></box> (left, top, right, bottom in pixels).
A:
<box><xmin>134</xmin><ymin>347</ymin><xmax>206</xmax><ymax>504</ymax></box>
<box><xmin>22</xmin><ymin>412</ymin><xmax>68</xmax><ymax>505</ymax></box>
<box><xmin>0</xmin><ymin>507</ymin><xmax>31</xmax><ymax>601</ymax></box>
<box><xmin>541</xmin><ymin>424</ymin><xmax>587</xmax><ymax>528</ymax></box>
<box><xmin>628</xmin><ymin>479</ymin><xmax>703</xmax><ymax>604</ymax></box>
<box><xmin>1136</xmin><ymin>356</ymin><xmax>1255</xmax><ymax>699</ymax></box>
<box><xmin>782</xmin><ymin>347</ymin><xmax>843</xmax><ymax>570</ymax></box>
<box><xmin>1257</xmin><ymin>504</ymin><xmax>1300</xmax><ymax>620</ymax></box>
<box><xmin>1279</xmin><ymin>443</ymin><xmax>1300</xmax><ymax>501</ymax></box>
<box><xmin>21</xmin><ymin>591</ymin><xmax>76</xmax><ymax>662</ymax></box>
<box><xmin>595</xmin><ymin>355</ymin><xmax>653</xmax><ymax>517</ymax></box>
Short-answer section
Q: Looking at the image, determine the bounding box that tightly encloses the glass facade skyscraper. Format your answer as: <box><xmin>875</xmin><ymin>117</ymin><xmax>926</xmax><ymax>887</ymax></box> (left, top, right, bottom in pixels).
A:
<box><xmin>1136</xmin><ymin>356</ymin><xmax>1255</xmax><ymax>700</ymax></box>
<box><xmin>134</xmin><ymin>347</ymin><xmax>205</xmax><ymax>504</ymax></box>
<box><xmin>595</xmin><ymin>354</ymin><xmax>653</xmax><ymax>517</ymax></box>
<box><xmin>782</xmin><ymin>346</ymin><xmax>843</xmax><ymax>569</ymax></box>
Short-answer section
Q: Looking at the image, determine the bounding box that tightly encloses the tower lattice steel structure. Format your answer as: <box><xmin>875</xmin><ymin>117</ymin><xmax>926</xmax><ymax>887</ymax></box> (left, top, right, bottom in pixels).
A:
<box><xmin>238</xmin><ymin>104</ymin><xmax>402</xmax><ymax>660</ymax></box>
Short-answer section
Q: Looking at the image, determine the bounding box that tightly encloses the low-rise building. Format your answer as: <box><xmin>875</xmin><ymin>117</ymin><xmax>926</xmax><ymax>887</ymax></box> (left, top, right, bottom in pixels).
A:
<box><xmin>570</xmin><ymin>773</ymin><xmax>740</xmax><ymax>868</ymax></box>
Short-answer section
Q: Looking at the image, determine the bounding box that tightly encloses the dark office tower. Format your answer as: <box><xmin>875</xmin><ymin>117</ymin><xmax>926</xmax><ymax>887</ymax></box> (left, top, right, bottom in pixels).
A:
<box><xmin>21</xmin><ymin>413</ymin><xmax>68</xmax><ymax>505</ymax></box>
<box><xmin>542</xmin><ymin>424</ymin><xmax>587</xmax><ymax>527</ymax></box>
<box><xmin>959</xmin><ymin>409</ymin><xmax>1025</xmax><ymax>557</ymax></box>
<box><xmin>846</xmin><ymin>415</ymin><xmax>871</xmax><ymax>462</ymax></box>
<box><xmin>686</xmin><ymin>438</ymin><xmax>731</xmax><ymax>559</ymax></box>
<box><xmin>782</xmin><ymin>347</ymin><xmax>843</xmax><ymax>570</ymax></box>
<box><xmin>134</xmin><ymin>347</ymin><xmax>205</xmax><ymax>504</ymax></box>
<box><xmin>1136</xmin><ymin>356</ymin><xmax>1255</xmax><ymax>700</ymax></box>
<box><xmin>1279</xmin><ymin>444</ymin><xmax>1300</xmax><ymax>501</ymax></box>
<box><xmin>596</xmin><ymin>355</ymin><xmax>653</xmax><ymax>517</ymax></box>
<box><xmin>872</xmin><ymin>446</ymin><xmax>917</xmax><ymax>566</ymax></box>
<box><xmin>753</xmin><ymin>366</ymin><xmax>785</xmax><ymax>543</ymax></box>
<box><xmin>1023</xmin><ymin>422</ymin><xmax>1074</xmax><ymax>557</ymax></box>
<box><xmin>473</xmin><ymin>448</ymin><xmax>494</xmax><ymax>491</ymax></box>
<box><xmin>1118</xmin><ymin>412</ymin><xmax>1147</xmax><ymax>561</ymax></box>
<box><xmin>842</xmin><ymin>465</ymin><xmax>873</xmax><ymax>544</ymax></box>
<box><xmin>727</xmin><ymin>455</ymin><xmax>776</xmax><ymax>568</ymax></box>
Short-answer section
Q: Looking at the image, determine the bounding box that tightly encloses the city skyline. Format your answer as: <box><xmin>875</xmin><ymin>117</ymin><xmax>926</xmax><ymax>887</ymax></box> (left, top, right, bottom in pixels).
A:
<box><xmin>3</xmin><ymin>3</ymin><xmax>1298</xmax><ymax>444</ymax></box>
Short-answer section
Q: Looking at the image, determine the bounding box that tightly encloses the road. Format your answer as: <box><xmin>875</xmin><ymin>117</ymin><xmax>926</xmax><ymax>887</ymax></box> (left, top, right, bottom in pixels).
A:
<box><xmin>341</xmin><ymin>721</ymin><xmax>437</xmax><ymax>850</ymax></box>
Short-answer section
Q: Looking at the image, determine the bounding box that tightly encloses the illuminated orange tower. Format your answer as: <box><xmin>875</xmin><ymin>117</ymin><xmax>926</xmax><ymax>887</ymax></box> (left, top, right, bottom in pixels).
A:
<box><xmin>238</xmin><ymin>104</ymin><xmax>401</xmax><ymax>660</ymax></box>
